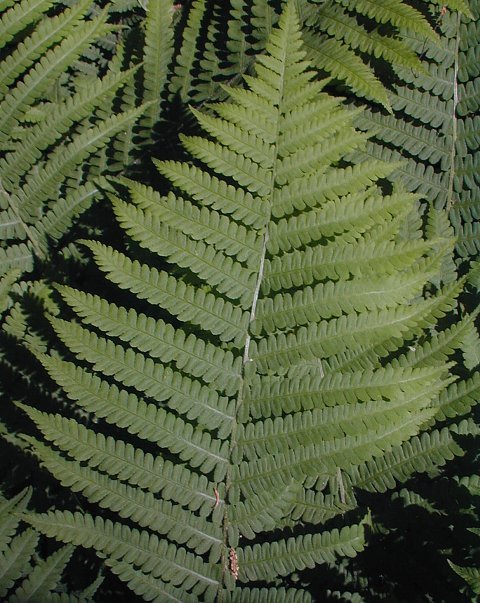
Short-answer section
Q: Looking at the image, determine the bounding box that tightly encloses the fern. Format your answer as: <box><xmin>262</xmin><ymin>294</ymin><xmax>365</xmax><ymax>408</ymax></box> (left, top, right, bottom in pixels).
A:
<box><xmin>0</xmin><ymin>486</ymin><xmax>102</xmax><ymax>601</ymax></box>
<box><xmin>165</xmin><ymin>0</ymin><xmax>471</xmax><ymax>109</ymax></box>
<box><xmin>348</xmin><ymin>0</ymin><xmax>480</xmax><ymax>262</ymax></box>
<box><xmin>449</xmin><ymin>560</ymin><xmax>480</xmax><ymax>596</ymax></box>
<box><xmin>13</xmin><ymin>4</ymin><xmax>479</xmax><ymax>600</ymax></box>
<box><xmin>0</xmin><ymin>0</ymin><xmax>150</xmax><ymax>279</ymax></box>
<box><xmin>140</xmin><ymin>0</ymin><xmax>175</xmax><ymax>130</ymax></box>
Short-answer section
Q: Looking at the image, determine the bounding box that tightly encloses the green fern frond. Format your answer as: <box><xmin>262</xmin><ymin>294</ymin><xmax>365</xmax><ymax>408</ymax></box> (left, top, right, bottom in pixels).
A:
<box><xmin>0</xmin><ymin>0</ymin><xmax>93</xmax><ymax>98</ymax></box>
<box><xmin>21</xmin><ymin>403</ymin><xmax>218</xmax><ymax>513</ymax></box>
<box><xmin>120</xmin><ymin>175</ymin><xmax>264</xmax><ymax>262</ymax></box>
<box><xmin>25</xmin><ymin>511</ymin><xmax>222</xmax><ymax>600</ymax></box>
<box><xmin>0</xmin><ymin>488</ymin><xmax>95</xmax><ymax>601</ymax></box>
<box><xmin>302</xmin><ymin>33</ymin><xmax>392</xmax><ymax>110</ymax></box>
<box><xmin>19</xmin><ymin>3</ymin><xmax>478</xmax><ymax>600</ymax></box>
<box><xmin>20</xmin><ymin>104</ymin><xmax>148</xmax><ymax>222</ymax></box>
<box><xmin>26</xmin><ymin>438</ymin><xmax>223</xmax><ymax>559</ymax></box>
<box><xmin>333</xmin><ymin>0</ymin><xmax>438</xmax><ymax>39</ymax></box>
<box><xmin>448</xmin><ymin>561</ymin><xmax>480</xmax><ymax>595</ymax></box>
<box><xmin>111</xmin><ymin>195</ymin><xmax>257</xmax><ymax>302</ymax></box>
<box><xmin>0</xmin><ymin>0</ymin><xmax>54</xmax><ymax>51</ymax></box>
<box><xmin>0</xmin><ymin>11</ymin><xmax>112</xmax><ymax>145</ymax></box>
<box><xmin>244</xmin><ymin>364</ymin><xmax>446</xmax><ymax>420</ymax></box>
<box><xmin>56</xmin><ymin>285</ymin><xmax>241</xmax><ymax>393</ymax></box>
<box><xmin>141</xmin><ymin>0</ymin><xmax>175</xmax><ymax>128</ymax></box>
<box><xmin>393</xmin><ymin>306</ymin><xmax>480</xmax><ymax>368</ymax></box>
<box><xmin>0</xmin><ymin>1</ymin><xmax>152</xmax><ymax>284</ymax></box>
<box><xmin>0</xmin><ymin>528</ymin><xmax>40</xmax><ymax>599</ymax></box>
<box><xmin>83</xmin><ymin>240</ymin><xmax>250</xmax><ymax>344</ymax></box>
<box><xmin>32</xmin><ymin>182</ymin><xmax>100</xmax><ymax>247</ymax></box>
<box><xmin>169</xmin><ymin>0</ymin><xmax>207</xmax><ymax>101</ymax></box>
<box><xmin>0</xmin><ymin>488</ymin><xmax>32</xmax><ymax>553</ymax></box>
<box><xmin>8</xmin><ymin>544</ymin><xmax>74</xmax><ymax>603</ymax></box>
<box><xmin>180</xmin><ymin>0</ymin><xmax>469</xmax><ymax>109</ymax></box>
<box><xmin>104</xmin><ymin>560</ymin><xmax>201</xmax><ymax>603</ymax></box>
<box><xmin>1</xmin><ymin>66</ymin><xmax>138</xmax><ymax>191</ymax></box>
<box><xmin>0</xmin><ymin>268</ymin><xmax>22</xmax><ymax>316</ymax></box>
<box><xmin>239</xmin><ymin>522</ymin><xmax>366</xmax><ymax>581</ymax></box>
<box><xmin>226</xmin><ymin>586</ymin><xmax>313</xmax><ymax>603</ymax></box>
<box><xmin>434</xmin><ymin>372</ymin><xmax>480</xmax><ymax>419</ymax></box>
<box><xmin>306</xmin><ymin>5</ymin><xmax>421</xmax><ymax>69</ymax></box>
<box><xmin>348</xmin><ymin>1</ymin><xmax>480</xmax><ymax>262</ymax></box>
<box><xmin>0</xmin><ymin>242</ymin><xmax>35</xmax><ymax>276</ymax></box>
<box><xmin>347</xmin><ymin>427</ymin><xmax>465</xmax><ymax>493</ymax></box>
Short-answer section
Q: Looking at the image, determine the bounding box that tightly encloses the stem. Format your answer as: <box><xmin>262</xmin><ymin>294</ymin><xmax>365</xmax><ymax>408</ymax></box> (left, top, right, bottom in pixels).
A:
<box><xmin>446</xmin><ymin>12</ymin><xmax>461</xmax><ymax>212</ymax></box>
<box><xmin>218</xmin><ymin>23</ymin><xmax>288</xmax><ymax>597</ymax></box>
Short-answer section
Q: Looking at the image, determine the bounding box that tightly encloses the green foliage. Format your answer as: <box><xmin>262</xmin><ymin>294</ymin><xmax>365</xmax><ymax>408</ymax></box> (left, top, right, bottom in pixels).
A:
<box><xmin>0</xmin><ymin>0</ymin><xmax>150</xmax><ymax>284</ymax></box>
<box><xmin>450</xmin><ymin>560</ymin><xmax>480</xmax><ymax>596</ymax></box>
<box><xmin>0</xmin><ymin>0</ymin><xmax>478</xmax><ymax>601</ymax></box>
<box><xmin>0</xmin><ymin>487</ymin><xmax>102</xmax><ymax>602</ymax></box>
<box><xmin>12</xmin><ymin>5</ymin><xmax>479</xmax><ymax>600</ymax></box>
<box><xmin>167</xmin><ymin>0</ymin><xmax>472</xmax><ymax>109</ymax></box>
<box><xmin>349</xmin><ymin>0</ymin><xmax>480</xmax><ymax>262</ymax></box>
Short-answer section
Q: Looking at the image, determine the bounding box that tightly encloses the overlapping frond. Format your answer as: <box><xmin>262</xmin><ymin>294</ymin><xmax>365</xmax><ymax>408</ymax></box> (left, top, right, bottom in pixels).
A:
<box><xmin>19</xmin><ymin>4</ymin><xmax>478</xmax><ymax>601</ymax></box>
<box><xmin>0</xmin><ymin>0</ymin><xmax>149</xmax><ymax>278</ymax></box>
<box><xmin>141</xmin><ymin>0</ymin><xmax>175</xmax><ymax>130</ymax></box>
<box><xmin>349</xmin><ymin>0</ymin><xmax>480</xmax><ymax>262</ymax></box>
<box><xmin>168</xmin><ymin>0</ymin><xmax>470</xmax><ymax>109</ymax></box>
<box><xmin>0</xmin><ymin>487</ymin><xmax>102</xmax><ymax>601</ymax></box>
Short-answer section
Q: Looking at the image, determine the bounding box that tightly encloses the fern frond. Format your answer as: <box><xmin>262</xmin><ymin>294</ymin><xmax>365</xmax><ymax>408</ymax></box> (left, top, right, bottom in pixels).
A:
<box><xmin>18</xmin><ymin>104</ymin><xmax>149</xmax><ymax>223</ymax></box>
<box><xmin>1</xmin><ymin>66</ymin><xmax>138</xmax><ymax>191</ymax></box>
<box><xmin>27</xmin><ymin>438</ymin><xmax>223</xmax><ymax>559</ymax></box>
<box><xmin>0</xmin><ymin>1</ymin><xmax>148</xmax><ymax>284</ymax></box>
<box><xmin>303</xmin><ymin>34</ymin><xmax>391</xmax><ymax>110</ymax></box>
<box><xmin>348</xmin><ymin>3</ymin><xmax>480</xmax><ymax>261</ymax></box>
<box><xmin>21</xmin><ymin>402</ymin><xmax>217</xmax><ymax>514</ymax></box>
<box><xmin>155</xmin><ymin>160</ymin><xmax>269</xmax><ymax>228</ymax></box>
<box><xmin>243</xmin><ymin>364</ymin><xmax>446</xmax><ymax>420</ymax></box>
<box><xmin>288</xmin><ymin>487</ymin><xmax>357</xmax><ymax>526</ymax></box>
<box><xmin>32</xmin><ymin>182</ymin><xmax>99</xmax><ymax>246</ymax></box>
<box><xmin>0</xmin><ymin>0</ymin><xmax>54</xmax><ymax>51</ymax></box>
<box><xmin>141</xmin><ymin>0</ymin><xmax>175</xmax><ymax>129</ymax></box>
<box><xmin>434</xmin><ymin>372</ymin><xmax>480</xmax><ymax>420</ymax></box>
<box><xmin>448</xmin><ymin>561</ymin><xmax>480</xmax><ymax>595</ymax></box>
<box><xmin>168</xmin><ymin>0</ymin><xmax>207</xmax><ymax>101</ymax></box>
<box><xmin>393</xmin><ymin>307</ymin><xmax>480</xmax><ymax>368</ymax></box>
<box><xmin>255</xmin><ymin>254</ymin><xmax>441</xmax><ymax>333</ymax></box>
<box><xmin>347</xmin><ymin>427</ymin><xmax>465</xmax><ymax>493</ymax></box>
<box><xmin>0</xmin><ymin>528</ymin><xmax>39</xmax><ymax>599</ymax></box>
<box><xmin>0</xmin><ymin>11</ymin><xmax>112</xmax><ymax>145</ymax></box>
<box><xmin>8</xmin><ymin>544</ymin><xmax>74</xmax><ymax>603</ymax></box>
<box><xmin>0</xmin><ymin>488</ymin><xmax>32</xmax><ymax>553</ymax></box>
<box><xmin>0</xmin><ymin>0</ymin><xmax>92</xmax><ymax>98</ymax></box>
<box><xmin>238</xmin><ymin>377</ymin><xmax>446</xmax><ymax>462</ymax></box>
<box><xmin>267</xmin><ymin>189</ymin><xmax>414</xmax><ymax>254</ymax></box>
<box><xmin>25</xmin><ymin>511</ymin><xmax>222</xmax><ymax>600</ymax></box>
<box><xmin>111</xmin><ymin>195</ymin><xmax>256</xmax><ymax>302</ymax></box>
<box><xmin>21</xmin><ymin>3</ymin><xmax>478</xmax><ymax>599</ymax></box>
<box><xmin>226</xmin><ymin>586</ymin><xmax>313</xmax><ymax>603</ymax></box>
<box><xmin>0</xmin><ymin>242</ymin><xmax>34</xmax><ymax>276</ymax></box>
<box><xmin>121</xmin><ymin>177</ymin><xmax>263</xmax><ymax>263</ymax></box>
<box><xmin>334</xmin><ymin>0</ymin><xmax>437</xmax><ymax>39</ymax></box>
<box><xmin>83</xmin><ymin>240</ymin><xmax>249</xmax><ymax>345</ymax></box>
<box><xmin>57</xmin><ymin>285</ymin><xmax>241</xmax><ymax>394</ymax></box>
<box><xmin>0</xmin><ymin>488</ymin><xmax>92</xmax><ymax>601</ymax></box>
<box><xmin>232</xmin><ymin>480</ymin><xmax>302</xmax><ymax>539</ymax></box>
<box><xmin>308</xmin><ymin>5</ymin><xmax>421</xmax><ymax>70</ymax></box>
<box><xmin>239</xmin><ymin>523</ymin><xmax>366</xmax><ymax>581</ymax></box>
<box><xmin>0</xmin><ymin>268</ymin><xmax>21</xmax><ymax>316</ymax></box>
